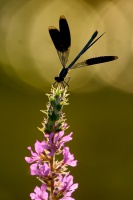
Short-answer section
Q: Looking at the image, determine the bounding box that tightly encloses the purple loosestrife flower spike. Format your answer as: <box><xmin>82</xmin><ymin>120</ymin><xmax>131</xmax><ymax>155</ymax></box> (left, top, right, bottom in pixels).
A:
<box><xmin>25</xmin><ymin>86</ymin><xmax>78</xmax><ymax>200</ymax></box>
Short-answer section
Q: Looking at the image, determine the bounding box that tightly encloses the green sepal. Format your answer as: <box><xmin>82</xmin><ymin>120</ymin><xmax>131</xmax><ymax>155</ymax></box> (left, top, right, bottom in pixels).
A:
<box><xmin>48</xmin><ymin>111</ymin><xmax>59</xmax><ymax>121</ymax></box>
<box><xmin>55</xmin><ymin>104</ymin><xmax>62</xmax><ymax>111</ymax></box>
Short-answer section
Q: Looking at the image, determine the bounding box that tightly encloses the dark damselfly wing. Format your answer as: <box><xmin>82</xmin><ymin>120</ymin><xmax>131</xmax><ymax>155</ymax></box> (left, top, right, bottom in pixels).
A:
<box><xmin>49</xmin><ymin>15</ymin><xmax>71</xmax><ymax>68</ymax></box>
<box><xmin>67</xmin><ymin>31</ymin><xmax>105</xmax><ymax>69</ymax></box>
<box><xmin>67</xmin><ymin>29</ymin><xmax>118</xmax><ymax>69</ymax></box>
<box><xmin>71</xmin><ymin>56</ymin><xmax>118</xmax><ymax>69</ymax></box>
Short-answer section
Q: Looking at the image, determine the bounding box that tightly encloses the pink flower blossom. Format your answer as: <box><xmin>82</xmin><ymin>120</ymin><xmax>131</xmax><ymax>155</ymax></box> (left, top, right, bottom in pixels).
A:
<box><xmin>30</xmin><ymin>184</ymin><xmax>48</xmax><ymax>200</ymax></box>
<box><xmin>25</xmin><ymin>140</ymin><xmax>46</xmax><ymax>163</ymax></box>
<box><xmin>30</xmin><ymin>162</ymin><xmax>50</xmax><ymax>177</ymax></box>
<box><xmin>63</xmin><ymin>147</ymin><xmax>77</xmax><ymax>167</ymax></box>
<box><xmin>55</xmin><ymin>173</ymin><xmax>78</xmax><ymax>200</ymax></box>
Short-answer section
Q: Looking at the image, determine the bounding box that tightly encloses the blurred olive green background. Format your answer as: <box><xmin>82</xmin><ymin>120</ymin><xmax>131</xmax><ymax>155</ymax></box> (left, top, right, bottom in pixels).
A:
<box><xmin>0</xmin><ymin>0</ymin><xmax>133</xmax><ymax>199</ymax></box>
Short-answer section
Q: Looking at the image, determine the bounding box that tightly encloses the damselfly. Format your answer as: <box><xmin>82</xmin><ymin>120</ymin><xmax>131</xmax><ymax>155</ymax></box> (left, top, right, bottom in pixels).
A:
<box><xmin>49</xmin><ymin>16</ymin><xmax>118</xmax><ymax>86</ymax></box>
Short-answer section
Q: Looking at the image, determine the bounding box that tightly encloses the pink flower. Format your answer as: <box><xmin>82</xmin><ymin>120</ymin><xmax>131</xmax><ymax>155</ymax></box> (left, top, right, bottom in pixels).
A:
<box><xmin>63</xmin><ymin>147</ymin><xmax>77</xmax><ymax>167</ymax></box>
<box><xmin>25</xmin><ymin>140</ymin><xmax>46</xmax><ymax>163</ymax></box>
<box><xmin>30</xmin><ymin>184</ymin><xmax>48</xmax><ymax>200</ymax></box>
<box><xmin>30</xmin><ymin>162</ymin><xmax>50</xmax><ymax>177</ymax></box>
<box><xmin>55</xmin><ymin>173</ymin><xmax>78</xmax><ymax>200</ymax></box>
<box><xmin>42</xmin><ymin>131</ymin><xmax>73</xmax><ymax>156</ymax></box>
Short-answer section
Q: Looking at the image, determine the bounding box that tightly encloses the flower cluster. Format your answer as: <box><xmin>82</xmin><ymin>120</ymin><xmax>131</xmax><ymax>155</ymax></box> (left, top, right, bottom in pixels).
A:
<box><xmin>25</xmin><ymin>86</ymin><xmax>78</xmax><ymax>200</ymax></box>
